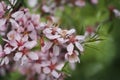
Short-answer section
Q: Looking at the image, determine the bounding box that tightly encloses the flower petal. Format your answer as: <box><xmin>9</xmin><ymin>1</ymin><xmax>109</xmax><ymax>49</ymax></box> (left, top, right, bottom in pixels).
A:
<box><xmin>43</xmin><ymin>67</ymin><xmax>51</xmax><ymax>74</ymax></box>
<box><xmin>21</xmin><ymin>55</ymin><xmax>28</xmax><ymax>65</ymax></box>
<box><xmin>24</xmin><ymin>41</ymin><xmax>37</xmax><ymax>49</ymax></box>
<box><xmin>67</xmin><ymin>29</ymin><xmax>76</xmax><ymax>35</ymax></box>
<box><xmin>56</xmin><ymin>63</ymin><xmax>65</xmax><ymax>71</ymax></box>
<box><xmin>51</xmin><ymin>70</ymin><xmax>60</xmax><ymax>78</ymax></box>
<box><xmin>1</xmin><ymin>57</ymin><xmax>9</xmax><ymax>65</ymax></box>
<box><xmin>53</xmin><ymin>45</ymin><xmax>60</xmax><ymax>56</ymax></box>
<box><xmin>28</xmin><ymin>52</ymin><xmax>38</xmax><ymax>60</ymax></box>
<box><xmin>29</xmin><ymin>30</ymin><xmax>37</xmax><ymax>40</ymax></box>
<box><xmin>46</xmin><ymin>34</ymin><xmax>60</xmax><ymax>40</ymax></box>
<box><xmin>41</xmin><ymin>41</ymin><xmax>53</xmax><ymax>52</ymax></box>
<box><xmin>0</xmin><ymin>19</ymin><xmax>6</xmax><ymax>29</ymax></box>
<box><xmin>75</xmin><ymin>42</ymin><xmax>84</xmax><ymax>52</ymax></box>
<box><xmin>75</xmin><ymin>36</ymin><xmax>85</xmax><ymax>41</ymax></box>
<box><xmin>14</xmin><ymin>52</ymin><xmax>22</xmax><ymax>61</ymax></box>
<box><xmin>11</xmin><ymin>11</ymin><xmax>24</xmax><ymax>19</ymax></box>
<box><xmin>4</xmin><ymin>47</ymin><xmax>12</xmax><ymax>54</ymax></box>
<box><xmin>67</xmin><ymin>43</ymin><xmax>74</xmax><ymax>54</ymax></box>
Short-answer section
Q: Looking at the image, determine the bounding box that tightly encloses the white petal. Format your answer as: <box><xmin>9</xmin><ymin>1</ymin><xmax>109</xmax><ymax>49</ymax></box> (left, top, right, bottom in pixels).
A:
<box><xmin>41</xmin><ymin>41</ymin><xmax>53</xmax><ymax>52</ymax></box>
<box><xmin>67</xmin><ymin>43</ymin><xmax>74</xmax><ymax>54</ymax></box>
<box><xmin>41</xmin><ymin>61</ymin><xmax>50</xmax><ymax>67</ymax></box>
<box><xmin>22</xmin><ymin>35</ymin><xmax>28</xmax><ymax>42</ymax></box>
<box><xmin>0</xmin><ymin>19</ymin><xmax>6</xmax><ymax>28</ymax></box>
<box><xmin>51</xmin><ymin>70</ymin><xmax>60</xmax><ymax>78</ymax></box>
<box><xmin>38</xmin><ymin>74</ymin><xmax>46</xmax><ymax>80</ymax></box>
<box><xmin>43</xmin><ymin>28</ymin><xmax>52</xmax><ymax>34</ymax></box>
<box><xmin>28</xmin><ymin>52</ymin><xmax>38</xmax><ymax>60</ymax></box>
<box><xmin>24</xmin><ymin>41</ymin><xmax>37</xmax><ymax>49</ymax></box>
<box><xmin>56</xmin><ymin>63</ymin><xmax>65</xmax><ymax>71</ymax></box>
<box><xmin>37</xmin><ymin>22</ymin><xmax>46</xmax><ymax>30</ymax></box>
<box><xmin>75</xmin><ymin>42</ymin><xmax>84</xmax><ymax>52</ymax></box>
<box><xmin>21</xmin><ymin>55</ymin><xmax>28</xmax><ymax>65</ymax></box>
<box><xmin>67</xmin><ymin>29</ymin><xmax>75</xmax><ymax>35</ymax></box>
<box><xmin>75</xmin><ymin>0</ymin><xmax>85</xmax><ymax>7</ymax></box>
<box><xmin>7</xmin><ymin>30</ymin><xmax>16</xmax><ymax>40</ymax></box>
<box><xmin>9</xmin><ymin>40</ymin><xmax>18</xmax><ymax>49</ymax></box>
<box><xmin>69</xmin><ymin>54</ymin><xmax>80</xmax><ymax>63</ymax></box>
<box><xmin>42</xmin><ymin>5</ymin><xmax>50</xmax><ymax>13</ymax></box>
<box><xmin>28</xmin><ymin>0</ymin><xmax>37</xmax><ymax>7</ymax></box>
<box><xmin>11</xmin><ymin>11</ymin><xmax>23</xmax><ymax>19</ymax></box>
<box><xmin>14</xmin><ymin>52</ymin><xmax>22</xmax><ymax>61</ymax></box>
<box><xmin>29</xmin><ymin>30</ymin><xmax>37</xmax><ymax>40</ymax></box>
<box><xmin>4</xmin><ymin>47</ymin><xmax>12</xmax><ymax>54</ymax></box>
<box><xmin>27</xmin><ymin>22</ymin><xmax>34</xmax><ymax>31</ymax></box>
<box><xmin>46</xmin><ymin>34</ymin><xmax>60</xmax><ymax>40</ymax></box>
<box><xmin>53</xmin><ymin>45</ymin><xmax>59</xmax><ymax>56</ymax></box>
<box><xmin>4</xmin><ymin>57</ymin><xmax>9</xmax><ymax>65</ymax></box>
<box><xmin>10</xmin><ymin>19</ymin><xmax>19</xmax><ymax>28</ymax></box>
<box><xmin>75</xmin><ymin>36</ymin><xmax>85</xmax><ymax>41</ymax></box>
<box><xmin>43</xmin><ymin>67</ymin><xmax>51</xmax><ymax>74</ymax></box>
<box><xmin>0</xmin><ymin>57</ymin><xmax>9</xmax><ymax>65</ymax></box>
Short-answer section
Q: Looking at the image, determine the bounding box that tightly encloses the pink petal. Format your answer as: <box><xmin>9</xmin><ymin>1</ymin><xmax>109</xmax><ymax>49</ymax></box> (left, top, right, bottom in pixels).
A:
<box><xmin>46</xmin><ymin>34</ymin><xmax>60</xmax><ymax>40</ymax></box>
<box><xmin>4</xmin><ymin>47</ymin><xmax>12</xmax><ymax>54</ymax></box>
<box><xmin>56</xmin><ymin>63</ymin><xmax>65</xmax><ymax>71</ymax></box>
<box><xmin>67</xmin><ymin>29</ymin><xmax>76</xmax><ymax>35</ymax></box>
<box><xmin>27</xmin><ymin>22</ymin><xmax>34</xmax><ymax>31</ymax></box>
<box><xmin>22</xmin><ymin>35</ymin><xmax>28</xmax><ymax>42</ymax></box>
<box><xmin>41</xmin><ymin>41</ymin><xmax>53</xmax><ymax>52</ymax></box>
<box><xmin>21</xmin><ymin>55</ymin><xmax>28</xmax><ymax>65</ymax></box>
<box><xmin>40</xmin><ymin>61</ymin><xmax>50</xmax><ymax>67</ymax></box>
<box><xmin>9</xmin><ymin>40</ymin><xmax>18</xmax><ymax>49</ymax></box>
<box><xmin>28</xmin><ymin>52</ymin><xmax>38</xmax><ymax>60</ymax></box>
<box><xmin>51</xmin><ymin>70</ymin><xmax>60</xmax><ymax>78</ymax></box>
<box><xmin>29</xmin><ymin>30</ymin><xmax>37</xmax><ymax>40</ymax></box>
<box><xmin>37</xmin><ymin>22</ymin><xmax>46</xmax><ymax>30</ymax></box>
<box><xmin>24</xmin><ymin>41</ymin><xmax>37</xmax><ymax>49</ymax></box>
<box><xmin>75</xmin><ymin>42</ymin><xmax>84</xmax><ymax>52</ymax></box>
<box><xmin>69</xmin><ymin>55</ymin><xmax>80</xmax><ymax>63</ymax></box>
<box><xmin>75</xmin><ymin>0</ymin><xmax>86</xmax><ymax>7</ymax></box>
<box><xmin>14</xmin><ymin>52</ymin><xmax>22</xmax><ymax>61</ymax></box>
<box><xmin>43</xmin><ymin>28</ymin><xmax>52</xmax><ymax>34</ymax></box>
<box><xmin>28</xmin><ymin>0</ymin><xmax>38</xmax><ymax>7</ymax></box>
<box><xmin>10</xmin><ymin>19</ymin><xmax>19</xmax><ymax>28</ymax></box>
<box><xmin>43</xmin><ymin>67</ymin><xmax>51</xmax><ymax>74</ymax></box>
<box><xmin>4</xmin><ymin>57</ymin><xmax>9</xmax><ymax>65</ymax></box>
<box><xmin>53</xmin><ymin>45</ymin><xmax>60</xmax><ymax>56</ymax></box>
<box><xmin>75</xmin><ymin>36</ymin><xmax>85</xmax><ymax>41</ymax></box>
<box><xmin>7</xmin><ymin>30</ymin><xmax>16</xmax><ymax>40</ymax></box>
<box><xmin>91</xmin><ymin>0</ymin><xmax>98</xmax><ymax>4</ymax></box>
<box><xmin>42</xmin><ymin>5</ymin><xmax>50</xmax><ymax>13</ymax></box>
<box><xmin>1</xmin><ymin>57</ymin><xmax>9</xmax><ymax>65</ymax></box>
<box><xmin>11</xmin><ymin>11</ymin><xmax>24</xmax><ymax>19</ymax></box>
<box><xmin>0</xmin><ymin>19</ymin><xmax>6</xmax><ymax>28</ymax></box>
<box><xmin>67</xmin><ymin>43</ymin><xmax>74</xmax><ymax>54</ymax></box>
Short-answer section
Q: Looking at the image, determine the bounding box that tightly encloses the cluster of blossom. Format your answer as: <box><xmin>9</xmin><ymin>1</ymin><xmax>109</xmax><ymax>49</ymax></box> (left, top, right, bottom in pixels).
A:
<box><xmin>27</xmin><ymin>0</ymin><xmax>99</xmax><ymax>16</ymax></box>
<box><xmin>0</xmin><ymin>1</ymin><xmax>85</xmax><ymax>80</ymax></box>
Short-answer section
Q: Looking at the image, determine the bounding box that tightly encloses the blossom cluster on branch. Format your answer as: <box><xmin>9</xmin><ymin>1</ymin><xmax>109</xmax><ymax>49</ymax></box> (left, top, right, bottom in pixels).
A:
<box><xmin>0</xmin><ymin>1</ymin><xmax>87</xmax><ymax>80</ymax></box>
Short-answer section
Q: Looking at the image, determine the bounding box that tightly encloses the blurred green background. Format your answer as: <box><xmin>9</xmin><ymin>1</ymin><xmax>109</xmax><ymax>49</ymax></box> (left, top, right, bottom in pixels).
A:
<box><xmin>1</xmin><ymin>0</ymin><xmax>120</xmax><ymax>80</ymax></box>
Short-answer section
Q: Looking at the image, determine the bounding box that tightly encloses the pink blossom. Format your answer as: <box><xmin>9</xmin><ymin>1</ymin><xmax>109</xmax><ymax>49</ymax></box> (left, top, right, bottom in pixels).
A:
<box><xmin>65</xmin><ymin>50</ymin><xmax>80</xmax><ymax>63</ymax></box>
